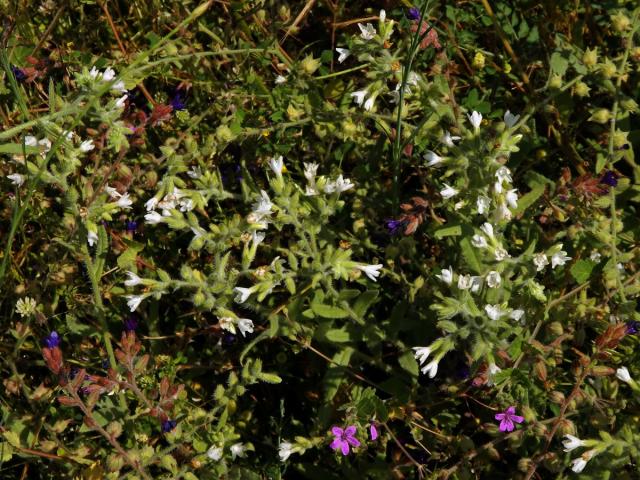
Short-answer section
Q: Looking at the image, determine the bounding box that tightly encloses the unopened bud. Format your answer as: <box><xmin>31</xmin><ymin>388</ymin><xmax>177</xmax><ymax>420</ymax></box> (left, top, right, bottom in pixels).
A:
<box><xmin>573</xmin><ymin>81</ymin><xmax>591</xmax><ymax>97</ymax></box>
<box><xmin>518</xmin><ymin>458</ymin><xmax>533</xmax><ymax>472</ymax></box>
<box><xmin>611</xmin><ymin>11</ymin><xmax>631</xmax><ymax>32</ymax></box>
<box><xmin>588</xmin><ymin>108</ymin><xmax>612</xmax><ymax>124</ymax></box>
<box><xmin>549</xmin><ymin>74</ymin><xmax>563</xmax><ymax>89</ymax></box>
<box><xmin>557</xmin><ymin>418</ymin><xmax>575</xmax><ymax>436</ymax></box>
<box><xmin>582</xmin><ymin>48</ymin><xmax>598</xmax><ymax>67</ymax></box>
<box><xmin>549</xmin><ymin>390</ymin><xmax>565</xmax><ymax>404</ymax></box>
<box><xmin>548</xmin><ymin>321</ymin><xmax>564</xmax><ymax>336</ymax></box>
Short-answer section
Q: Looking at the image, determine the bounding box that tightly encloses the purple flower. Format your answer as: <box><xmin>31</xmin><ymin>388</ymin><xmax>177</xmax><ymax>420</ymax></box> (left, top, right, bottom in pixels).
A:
<box><xmin>125</xmin><ymin>220</ymin><xmax>138</xmax><ymax>232</ymax></box>
<box><xmin>11</xmin><ymin>66</ymin><xmax>27</xmax><ymax>82</ymax></box>
<box><xmin>370</xmin><ymin>423</ymin><xmax>378</xmax><ymax>441</ymax></box>
<box><xmin>169</xmin><ymin>90</ymin><xmax>187</xmax><ymax>111</ymax></box>
<box><xmin>385</xmin><ymin>218</ymin><xmax>407</xmax><ymax>235</ymax></box>
<box><xmin>43</xmin><ymin>331</ymin><xmax>60</xmax><ymax>349</ymax></box>
<box><xmin>161</xmin><ymin>419</ymin><xmax>177</xmax><ymax>433</ymax></box>
<box><xmin>600</xmin><ymin>171</ymin><xmax>618</xmax><ymax>187</ymax></box>
<box><xmin>124</xmin><ymin>315</ymin><xmax>139</xmax><ymax>332</ymax></box>
<box><xmin>407</xmin><ymin>7</ymin><xmax>421</xmax><ymax>20</ymax></box>
<box><xmin>495</xmin><ymin>406</ymin><xmax>524</xmax><ymax>432</ymax></box>
<box><xmin>626</xmin><ymin>321</ymin><xmax>640</xmax><ymax>335</ymax></box>
<box><xmin>330</xmin><ymin>425</ymin><xmax>360</xmax><ymax>455</ymax></box>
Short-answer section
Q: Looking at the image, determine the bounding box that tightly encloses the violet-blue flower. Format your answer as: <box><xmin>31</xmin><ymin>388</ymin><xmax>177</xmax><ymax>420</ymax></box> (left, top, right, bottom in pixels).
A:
<box><xmin>161</xmin><ymin>419</ymin><xmax>177</xmax><ymax>433</ymax></box>
<box><xmin>600</xmin><ymin>171</ymin><xmax>618</xmax><ymax>187</ymax></box>
<box><xmin>495</xmin><ymin>406</ymin><xmax>524</xmax><ymax>432</ymax></box>
<box><xmin>11</xmin><ymin>66</ymin><xmax>27</xmax><ymax>82</ymax></box>
<box><xmin>124</xmin><ymin>315</ymin><xmax>139</xmax><ymax>332</ymax></box>
<box><xmin>407</xmin><ymin>7</ymin><xmax>421</xmax><ymax>20</ymax></box>
<box><xmin>385</xmin><ymin>218</ymin><xmax>407</xmax><ymax>235</ymax></box>
<box><xmin>43</xmin><ymin>331</ymin><xmax>60</xmax><ymax>349</ymax></box>
<box><xmin>626</xmin><ymin>321</ymin><xmax>640</xmax><ymax>335</ymax></box>
<box><xmin>330</xmin><ymin>425</ymin><xmax>360</xmax><ymax>455</ymax></box>
<box><xmin>170</xmin><ymin>90</ymin><xmax>187</xmax><ymax>111</ymax></box>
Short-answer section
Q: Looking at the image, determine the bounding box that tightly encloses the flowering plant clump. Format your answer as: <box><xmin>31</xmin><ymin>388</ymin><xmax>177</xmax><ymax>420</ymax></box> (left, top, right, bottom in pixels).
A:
<box><xmin>1</xmin><ymin>1</ymin><xmax>639</xmax><ymax>478</ymax></box>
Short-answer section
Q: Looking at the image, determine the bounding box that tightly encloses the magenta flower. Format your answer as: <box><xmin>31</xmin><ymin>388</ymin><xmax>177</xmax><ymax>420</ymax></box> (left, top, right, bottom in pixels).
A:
<box><xmin>495</xmin><ymin>406</ymin><xmax>524</xmax><ymax>432</ymax></box>
<box><xmin>330</xmin><ymin>425</ymin><xmax>360</xmax><ymax>455</ymax></box>
<box><xmin>370</xmin><ymin>423</ymin><xmax>378</xmax><ymax>440</ymax></box>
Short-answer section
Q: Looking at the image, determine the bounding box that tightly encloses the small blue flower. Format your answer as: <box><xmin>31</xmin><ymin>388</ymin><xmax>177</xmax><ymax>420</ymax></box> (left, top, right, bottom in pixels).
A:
<box><xmin>11</xmin><ymin>66</ymin><xmax>27</xmax><ymax>82</ymax></box>
<box><xmin>385</xmin><ymin>218</ymin><xmax>407</xmax><ymax>235</ymax></box>
<box><xmin>125</xmin><ymin>220</ymin><xmax>138</xmax><ymax>232</ymax></box>
<box><xmin>161</xmin><ymin>419</ymin><xmax>177</xmax><ymax>433</ymax></box>
<box><xmin>626</xmin><ymin>321</ymin><xmax>640</xmax><ymax>335</ymax></box>
<box><xmin>600</xmin><ymin>171</ymin><xmax>618</xmax><ymax>187</ymax></box>
<box><xmin>124</xmin><ymin>315</ymin><xmax>139</xmax><ymax>332</ymax></box>
<box><xmin>43</xmin><ymin>331</ymin><xmax>60</xmax><ymax>349</ymax></box>
<box><xmin>170</xmin><ymin>90</ymin><xmax>187</xmax><ymax>111</ymax></box>
<box><xmin>407</xmin><ymin>7</ymin><xmax>421</xmax><ymax>20</ymax></box>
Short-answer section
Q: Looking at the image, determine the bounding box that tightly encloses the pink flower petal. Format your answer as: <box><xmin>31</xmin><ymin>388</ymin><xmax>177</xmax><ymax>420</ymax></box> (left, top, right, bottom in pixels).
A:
<box><xmin>495</xmin><ymin>413</ymin><xmax>506</xmax><ymax>421</ymax></box>
<box><xmin>512</xmin><ymin>415</ymin><xmax>524</xmax><ymax>423</ymax></box>
<box><xmin>340</xmin><ymin>441</ymin><xmax>350</xmax><ymax>455</ymax></box>
<box><xmin>331</xmin><ymin>426</ymin><xmax>344</xmax><ymax>437</ymax></box>
<box><xmin>506</xmin><ymin>406</ymin><xmax>516</xmax><ymax>415</ymax></box>
<box><xmin>370</xmin><ymin>424</ymin><xmax>378</xmax><ymax>440</ymax></box>
<box><xmin>344</xmin><ymin>425</ymin><xmax>357</xmax><ymax>436</ymax></box>
<box><xmin>500</xmin><ymin>418</ymin><xmax>514</xmax><ymax>432</ymax></box>
<box><xmin>330</xmin><ymin>439</ymin><xmax>342</xmax><ymax>451</ymax></box>
<box><xmin>346</xmin><ymin>436</ymin><xmax>361</xmax><ymax>448</ymax></box>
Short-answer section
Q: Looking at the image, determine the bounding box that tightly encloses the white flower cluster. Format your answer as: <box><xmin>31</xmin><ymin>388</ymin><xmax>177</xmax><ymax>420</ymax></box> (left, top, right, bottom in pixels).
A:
<box><xmin>561</xmin><ymin>434</ymin><xmax>599</xmax><ymax>473</ymax></box>
<box><xmin>301</xmin><ymin>161</ymin><xmax>354</xmax><ymax>196</ymax></box>
<box><xmin>144</xmin><ymin>187</ymin><xmax>194</xmax><ymax>225</ymax></box>
<box><xmin>532</xmin><ymin>244</ymin><xmax>572</xmax><ymax>272</ymax></box>
<box><xmin>15</xmin><ymin>297</ymin><xmax>37</xmax><ymax>318</ymax></box>
<box><xmin>206</xmin><ymin>442</ymin><xmax>248</xmax><ymax>462</ymax></box>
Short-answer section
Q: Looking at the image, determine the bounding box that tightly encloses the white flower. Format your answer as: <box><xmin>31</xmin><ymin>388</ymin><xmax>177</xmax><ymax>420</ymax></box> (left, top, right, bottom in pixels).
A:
<box><xmin>124</xmin><ymin>271</ymin><xmax>142</xmax><ymax>287</ymax></box>
<box><xmin>230</xmin><ymin>443</ymin><xmax>246</xmax><ymax>460</ymax></box>
<box><xmin>480</xmin><ymin>222</ymin><xmax>494</xmax><ymax>238</ymax></box>
<box><xmin>485</xmin><ymin>304</ymin><xmax>505</xmax><ymax>321</ymax></box>
<box><xmin>15</xmin><ymin>297</ymin><xmax>37</xmax><ymax>318</ymax></box>
<box><xmin>116</xmin><ymin>193</ymin><xmax>133</xmax><ymax>209</ymax></box>
<box><xmin>413</xmin><ymin>346</ymin><xmax>432</xmax><ymax>365</ymax></box>
<box><xmin>275</xmin><ymin>74</ymin><xmax>287</xmax><ymax>84</ymax></box>
<box><xmin>476</xmin><ymin>195</ymin><xmax>491</xmax><ymax>214</ymax></box>
<box><xmin>38</xmin><ymin>138</ymin><xmax>51</xmax><ymax>152</ymax></box>
<box><xmin>471</xmin><ymin>234</ymin><xmax>488</xmax><ymax>249</ymax></box>
<box><xmin>7</xmin><ymin>173</ymin><xmax>25</xmax><ymax>186</ymax></box>
<box><xmin>496</xmin><ymin>202</ymin><xmax>512</xmax><ymax>221</ymax></box>
<box><xmin>303</xmin><ymin>162</ymin><xmax>319</xmax><ymax>181</ymax></box>
<box><xmin>219</xmin><ymin>317</ymin><xmax>236</xmax><ymax>334</ymax></box>
<box><xmin>562</xmin><ymin>434</ymin><xmax>586</xmax><ymax>452</ymax></box>
<box><xmin>436</xmin><ymin>266</ymin><xmax>453</xmax><ymax>285</ymax></box>
<box><xmin>325</xmin><ymin>175</ymin><xmax>354</xmax><ymax>193</ymax></box>
<box><xmin>510</xmin><ymin>309</ymin><xmax>525</xmax><ymax>322</ymax></box>
<box><xmin>105</xmin><ymin>185</ymin><xmax>121</xmax><ymax>199</ymax></box>
<box><xmin>145</xmin><ymin>197</ymin><xmax>159</xmax><ymax>211</ymax></box>
<box><xmin>441</xmin><ymin>131</ymin><xmax>461</xmax><ymax>147</ymax></box>
<box><xmin>88</xmin><ymin>230</ymin><xmax>98</xmax><ymax>247</ymax></box>
<box><xmin>533</xmin><ymin>253</ymin><xmax>549</xmax><ymax>272</ymax></box>
<box><xmin>467</xmin><ymin>111</ymin><xmax>482</xmax><ymax>131</ymax></box>
<box><xmin>126</xmin><ymin>295</ymin><xmax>144</xmax><ymax>312</ymax></box>
<box><xmin>571</xmin><ymin>457</ymin><xmax>588</xmax><ymax>473</ymax></box>
<box><xmin>279</xmin><ymin>441</ymin><xmax>294</xmax><ymax>462</ymax></box>
<box><xmin>207</xmin><ymin>446</ymin><xmax>223</xmax><ymax>461</ymax></box>
<box><xmin>486</xmin><ymin>271</ymin><xmax>501</xmax><ymax>288</ymax></box>
<box><xmin>616</xmin><ymin>366</ymin><xmax>632</xmax><ymax>383</ymax></box>
<box><xmin>504</xmin><ymin>110</ymin><xmax>520</xmax><ymax>128</ymax></box>
<box><xmin>487</xmin><ymin>363</ymin><xmax>502</xmax><ymax>386</ymax></box>
<box><xmin>505</xmin><ymin>189</ymin><xmax>518</xmax><ymax>209</ymax></box>
<box><xmin>234</xmin><ymin>286</ymin><xmax>254</xmax><ymax>304</ymax></box>
<box><xmin>112</xmin><ymin>80</ymin><xmax>126</xmax><ymax>92</ymax></box>
<box><xmin>440</xmin><ymin>184</ymin><xmax>458</xmax><ymax>199</ymax></box>
<box><xmin>179</xmin><ymin>198</ymin><xmax>194</xmax><ymax>212</ymax></box>
<box><xmin>590</xmin><ymin>250</ymin><xmax>601</xmax><ymax>262</ymax></box>
<box><xmin>454</xmin><ymin>201</ymin><xmax>464</xmax><ymax>210</ymax></box>
<box><xmin>551</xmin><ymin>247</ymin><xmax>571</xmax><ymax>268</ymax></box>
<box><xmin>358</xmin><ymin>23</ymin><xmax>376</xmax><ymax>40</ymax></box>
<box><xmin>357</xmin><ymin>264</ymin><xmax>383</xmax><ymax>282</ymax></box>
<box><xmin>494</xmin><ymin>246</ymin><xmax>510</xmax><ymax>261</ymax></box>
<box><xmin>470</xmin><ymin>276</ymin><xmax>483</xmax><ymax>293</ymax></box>
<box><xmin>24</xmin><ymin>135</ymin><xmax>38</xmax><ymax>147</ymax></box>
<box><xmin>237</xmin><ymin>318</ymin><xmax>254</xmax><ymax>337</ymax></box>
<box><xmin>421</xmin><ymin>359</ymin><xmax>439</xmax><ymax>378</ymax></box>
<box><xmin>102</xmin><ymin>67</ymin><xmax>116</xmax><ymax>81</ymax></box>
<box><xmin>251</xmin><ymin>190</ymin><xmax>273</xmax><ymax>221</ymax></box>
<box><xmin>252</xmin><ymin>231</ymin><xmax>265</xmax><ymax>247</ymax></box>
<box><xmin>379</xmin><ymin>9</ymin><xmax>386</xmax><ymax>22</ymax></box>
<box><xmin>115</xmin><ymin>94</ymin><xmax>127</xmax><ymax>109</ymax></box>
<box><xmin>269</xmin><ymin>155</ymin><xmax>284</xmax><ymax>177</ymax></box>
<box><xmin>495</xmin><ymin>166</ymin><xmax>512</xmax><ymax>186</ymax></box>
<box><xmin>458</xmin><ymin>274</ymin><xmax>473</xmax><ymax>290</ymax></box>
<box><xmin>424</xmin><ymin>150</ymin><xmax>443</xmax><ymax>166</ymax></box>
<box><xmin>144</xmin><ymin>211</ymin><xmax>164</xmax><ymax>224</ymax></box>
<box><xmin>89</xmin><ymin>66</ymin><xmax>100</xmax><ymax>79</ymax></box>
<box><xmin>336</xmin><ymin>48</ymin><xmax>350</xmax><ymax>63</ymax></box>
<box><xmin>350</xmin><ymin>89</ymin><xmax>368</xmax><ymax>106</ymax></box>
<box><xmin>79</xmin><ymin>140</ymin><xmax>95</xmax><ymax>152</ymax></box>
<box><xmin>363</xmin><ymin>94</ymin><xmax>376</xmax><ymax>111</ymax></box>
<box><xmin>187</xmin><ymin>166</ymin><xmax>202</xmax><ymax>179</ymax></box>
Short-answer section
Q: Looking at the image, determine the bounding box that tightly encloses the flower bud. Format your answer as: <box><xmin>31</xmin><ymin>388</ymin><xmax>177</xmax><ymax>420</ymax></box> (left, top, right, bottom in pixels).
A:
<box><xmin>548</xmin><ymin>321</ymin><xmax>564</xmax><ymax>336</ymax></box>
<box><xmin>106</xmin><ymin>421</ymin><xmax>123</xmax><ymax>438</ymax></box>
<box><xmin>611</xmin><ymin>11</ymin><xmax>631</xmax><ymax>32</ymax></box>
<box><xmin>557</xmin><ymin>418</ymin><xmax>575</xmax><ymax>436</ymax></box>
<box><xmin>600</xmin><ymin>59</ymin><xmax>617</xmax><ymax>79</ymax></box>
<box><xmin>215</xmin><ymin>124</ymin><xmax>236</xmax><ymax>143</ymax></box>
<box><xmin>549</xmin><ymin>74</ymin><xmax>563</xmax><ymax>89</ymax></box>
<box><xmin>518</xmin><ymin>458</ymin><xmax>533</xmax><ymax>472</ymax></box>
<box><xmin>612</xmin><ymin>130</ymin><xmax>629</xmax><ymax>148</ymax></box>
<box><xmin>573</xmin><ymin>81</ymin><xmax>591</xmax><ymax>97</ymax></box>
<box><xmin>582</xmin><ymin>47</ymin><xmax>598</xmax><ymax>67</ymax></box>
<box><xmin>300</xmin><ymin>54</ymin><xmax>321</xmax><ymax>75</ymax></box>
<box><xmin>533</xmin><ymin>422</ymin><xmax>548</xmax><ymax>436</ymax></box>
<box><xmin>472</xmin><ymin>52</ymin><xmax>485</xmax><ymax>69</ymax></box>
<box><xmin>279</xmin><ymin>5</ymin><xmax>290</xmax><ymax>21</ymax></box>
<box><xmin>620</xmin><ymin>98</ymin><xmax>639</xmax><ymax>113</ymax></box>
<box><xmin>588</xmin><ymin>108</ymin><xmax>611</xmax><ymax>124</ymax></box>
<box><xmin>549</xmin><ymin>390</ymin><xmax>565</xmax><ymax>404</ymax></box>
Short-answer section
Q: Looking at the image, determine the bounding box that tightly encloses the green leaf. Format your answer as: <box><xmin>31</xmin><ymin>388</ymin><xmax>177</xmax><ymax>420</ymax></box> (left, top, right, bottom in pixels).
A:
<box><xmin>258</xmin><ymin>372</ymin><xmax>282</xmax><ymax>384</ymax></box>
<box><xmin>398</xmin><ymin>350</ymin><xmax>419</xmax><ymax>377</ymax></box>
<box><xmin>460</xmin><ymin>237</ymin><xmax>483</xmax><ymax>274</ymax></box>
<box><xmin>353</xmin><ymin>290</ymin><xmax>379</xmax><ymax>318</ymax></box>
<box><xmin>0</xmin><ymin>442</ymin><xmax>13</xmax><ymax>462</ymax></box>
<box><xmin>513</xmin><ymin>183</ymin><xmax>545</xmax><ymax>215</ymax></box>
<box><xmin>0</xmin><ymin>143</ymin><xmax>39</xmax><ymax>155</ymax></box>
<box><xmin>550</xmin><ymin>51</ymin><xmax>569</xmax><ymax>76</ymax></box>
<box><xmin>311</xmin><ymin>303</ymin><xmax>349</xmax><ymax>319</ymax></box>
<box><xmin>434</xmin><ymin>224</ymin><xmax>462</xmax><ymax>239</ymax></box>
<box><xmin>570</xmin><ymin>260</ymin><xmax>595</xmax><ymax>284</ymax></box>
<box><xmin>324</xmin><ymin>328</ymin><xmax>352</xmax><ymax>343</ymax></box>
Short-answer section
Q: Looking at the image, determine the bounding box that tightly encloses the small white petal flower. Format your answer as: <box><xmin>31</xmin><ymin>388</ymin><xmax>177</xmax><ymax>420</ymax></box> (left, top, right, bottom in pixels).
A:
<box><xmin>230</xmin><ymin>443</ymin><xmax>246</xmax><ymax>460</ymax></box>
<box><xmin>421</xmin><ymin>359</ymin><xmax>439</xmax><ymax>378</ymax></box>
<box><xmin>251</xmin><ymin>231</ymin><xmax>265</xmax><ymax>247</ymax></box>
<box><xmin>126</xmin><ymin>295</ymin><xmax>144</xmax><ymax>312</ymax></box>
<box><xmin>379</xmin><ymin>9</ymin><xmax>386</xmax><ymax>22</ymax></box>
<box><xmin>503</xmin><ymin>110</ymin><xmax>520</xmax><ymax>128</ymax></box>
<box><xmin>441</xmin><ymin>131</ymin><xmax>461</xmax><ymax>147</ymax></box>
<box><xmin>303</xmin><ymin>162</ymin><xmax>319</xmax><ymax>181</ymax></box>
<box><xmin>495</xmin><ymin>166</ymin><xmax>512</xmax><ymax>185</ymax></box>
<box><xmin>38</xmin><ymin>138</ymin><xmax>52</xmax><ymax>152</ymax></box>
<box><xmin>279</xmin><ymin>441</ymin><xmax>294</xmax><ymax>462</ymax></box>
<box><xmin>363</xmin><ymin>94</ymin><xmax>376</xmax><ymax>111</ymax></box>
<box><xmin>15</xmin><ymin>297</ymin><xmax>37</xmax><ymax>318</ymax></box>
<box><xmin>424</xmin><ymin>150</ymin><xmax>443</xmax><ymax>166</ymax></box>
<box><xmin>87</xmin><ymin>230</ymin><xmax>98</xmax><ymax>247</ymax></box>
<box><xmin>89</xmin><ymin>66</ymin><xmax>100</xmax><ymax>79</ymax></box>
<box><xmin>510</xmin><ymin>309</ymin><xmax>525</xmax><ymax>322</ymax></box>
<box><xmin>111</xmin><ymin>80</ymin><xmax>126</xmax><ymax>92</ymax></box>
<box><xmin>251</xmin><ymin>190</ymin><xmax>273</xmax><ymax>221</ymax></box>
<box><xmin>219</xmin><ymin>317</ymin><xmax>236</xmax><ymax>334</ymax></box>
<box><xmin>486</xmin><ymin>363</ymin><xmax>502</xmax><ymax>386</ymax></box>
<box><xmin>436</xmin><ymin>266</ymin><xmax>453</xmax><ymax>285</ymax></box>
<box><xmin>207</xmin><ymin>446</ymin><xmax>223</xmax><ymax>461</ymax></box>
<box><xmin>116</xmin><ymin>193</ymin><xmax>133</xmax><ymax>209</ymax></box>
<box><xmin>486</xmin><ymin>271</ymin><xmax>501</xmax><ymax>288</ymax></box>
<box><xmin>237</xmin><ymin>318</ymin><xmax>254</xmax><ymax>337</ymax></box>
<box><xmin>350</xmin><ymin>89</ymin><xmax>368</xmax><ymax>106</ymax></box>
<box><xmin>505</xmin><ymin>189</ymin><xmax>518</xmax><ymax>209</ymax></box>
<box><xmin>471</xmin><ymin>234</ymin><xmax>488</xmax><ymax>249</ymax></box>
<box><xmin>102</xmin><ymin>67</ymin><xmax>116</xmax><ymax>81</ymax></box>
<box><xmin>79</xmin><ymin>140</ymin><xmax>95</xmax><ymax>152</ymax></box>
<box><xmin>470</xmin><ymin>276</ymin><xmax>483</xmax><ymax>293</ymax></box>
<box><xmin>330</xmin><ymin>175</ymin><xmax>354</xmax><ymax>193</ymax></box>
<box><xmin>357</xmin><ymin>264</ymin><xmax>383</xmax><ymax>282</ymax></box>
<box><xmin>305</xmin><ymin>185</ymin><xmax>319</xmax><ymax>196</ymax></box>
<box><xmin>440</xmin><ymin>184</ymin><xmax>458</xmax><ymax>199</ymax></box>
<box><xmin>551</xmin><ymin>248</ymin><xmax>571</xmax><ymax>268</ymax></box>
<box><xmin>571</xmin><ymin>457</ymin><xmax>588</xmax><ymax>473</ymax></box>
<box><xmin>494</xmin><ymin>246</ymin><xmax>511</xmax><ymax>261</ymax></box>
<box><xmin>467</xmin><ymin>111</ymin><xmax>482</xmax><ymax>131</ymax></box>
<box><xmin>562</xmin><ymin>434</ymin><xmax>586</xmax><ymax>452</ymax></box>
<box><xmin>144</xmin><ymin>211</ymin><xmax>164</xmax><ymax>224</ymax></box>
<box><xmin>115</xmin><ymin>94</ymin><xmax>127</xmax><ymax>109</ymax></box>
<box><xmin>7</xmin><ymin>173</ymin><xmax>25</xmax><ymax>186</ymax></box>
<box><xmin>124</xmin><ymin>271</ymin><xmax>142</xmax><ymax>287</ymax></box>
<box><xmin>358</xmin><ymin>23</ymin><xmax>376</xmax><ymax>40</ymax></box>
<box><xmin>413</xmin><ymin>346</ymin><xmax>432</xmax><ymax>365</ymax></box>
<box><xmin>496</xmin><ymin>202</ymin><xmax>512</xmax><ymax>222</ymax></box>
<box><xmin>480</xmin><ymin>222</ymin><xmax>494</xmax><ymax>238</ymax></box>
<box><xmin>269</xmin><ymin>155</ymin><xmax>284</xmax><ymax>177</ymax></box>
<box><xmin>476</xmin><ymin>195</ymin><xmax>491</xmax><ymax>215</ymax></box>
<box><xmin>589</xmin><ymin>250</ymin><xmax>601</xmax><ymax>262</ymax></box>
<box><xmin>336</xmin><ymin>47</ymin><xmax>350</xmax><ymax>63</ymax></box>
<box><xmin>24</xmin><ymin>135</ymin><xmax>38</xmax><ymax>147</ymax></box>
<box><xmin>458</xmin><ymin>274</ymin><xmax>473</xmax><ymax>290</ymax></box>
<box><xmin>616</xmin><ymin>367</ymin><xmax>632</xmax><ymax>384</ymax></box>
<box><xmin>485</xmin><ymin>304</ymin><xmax>505</xmax><ymax>321</ymax></box>
<box><xmin>145</xmin><ymin>197</ymin><xmax>159</xmax><ymax>211</ymax></box>
<box><xmin>275</xmin><ymin>74</ymin><xmax>287</xmax><ymax>84</ymax></box>
<box><xmin>234</xmin><ymin>286</ymin><xmax>254</xmax><ymax>304</ymax></box>
<box><xmin>533</xmin><ymin>253</ymin><xmax>549</xmax><ymax>272</ymax></box>
<box><xmin>187</xmin><ymin>166</ymin><xmax>202</xmax><ymax>179</ymax></box>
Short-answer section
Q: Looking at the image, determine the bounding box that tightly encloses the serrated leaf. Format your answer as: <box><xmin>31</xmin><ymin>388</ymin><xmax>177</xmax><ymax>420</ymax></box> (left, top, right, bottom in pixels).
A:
<box><xmin>353</xmin><ymin>290</ymin><xmax>379</xmax><ymax>318</ymax></box>
<box><xmin>570</xmin><ymin>260</ymin><xmax>594</xmax><ymax>284</ymax></box>
<box><xmin>550</xmin><ymin>51</ymin><xmax>569</xmax><ymax>76</ymax></box>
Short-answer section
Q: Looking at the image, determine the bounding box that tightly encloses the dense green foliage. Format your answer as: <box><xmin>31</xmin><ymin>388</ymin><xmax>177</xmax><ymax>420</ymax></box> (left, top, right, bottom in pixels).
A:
<box><xmin>1</xmin><ymin>0</ymin><xmax>640</xmax><ymax>478</ymax></box>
